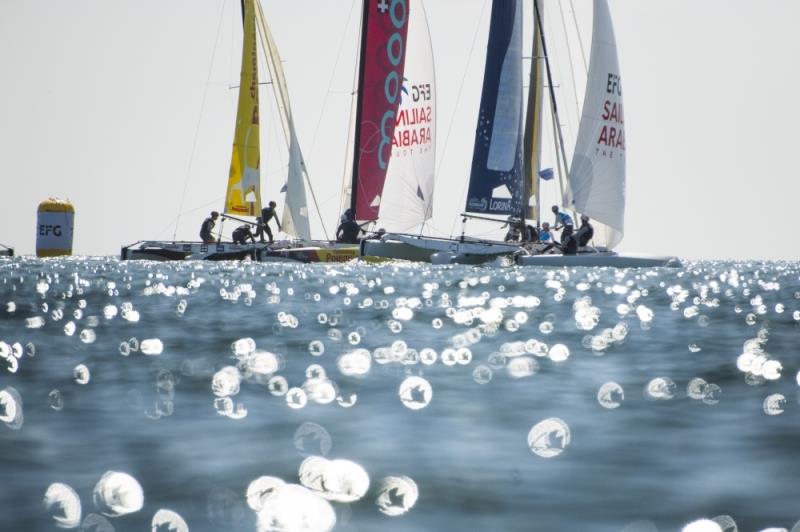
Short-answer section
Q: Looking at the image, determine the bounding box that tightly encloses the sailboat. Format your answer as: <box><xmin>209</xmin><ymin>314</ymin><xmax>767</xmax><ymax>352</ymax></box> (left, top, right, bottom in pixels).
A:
<box><xmin>261</xmin><ymin>0</ymin><xmax>439</xmax><ymax>264</ymax></box>
<box><xmin>361</xmin><ymin>0</ymin><xmax>532</xmax><ymax>264</ymax></box>
<box><xmin>515</xmin><ymin>0</ymin><xmax>680</xmax><ymax>267</ymax></box>
<box><xmin>122</xmin><ymin>0</ymin><xmax>356</xmax><ymax>262</ymax></box>
<box><xmin>364</xmin><ymin>0</ymin><xmax>681</xmax><ymax>267</ymax></box>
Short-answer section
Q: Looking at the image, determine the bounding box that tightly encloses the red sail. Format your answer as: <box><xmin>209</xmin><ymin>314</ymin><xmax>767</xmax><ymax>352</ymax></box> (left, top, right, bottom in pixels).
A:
<box><xmin>351</xmin><ymin>0</ymin><xmax>410</xmax><ymax>220</ymax></box>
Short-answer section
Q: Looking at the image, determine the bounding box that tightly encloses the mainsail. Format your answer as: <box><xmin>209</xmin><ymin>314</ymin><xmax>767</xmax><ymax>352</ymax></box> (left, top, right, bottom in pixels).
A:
<box><xmin>374</xmin><ymin>0</ymin><xmax>436</xmax><ymax>231</ymax></box>
<box><xmin>465</xmin><ymin>0</ymin><xmax>524</xmax><ymax>216</ymax></box>
<box><xmin>254</xmin><ymin>2</ymin><xmax>311</xmax><ymax>240</ymax></box>
<box><xmin>567</xmin><ymin>0</ymin><xmax>625</xmax><ymax>248</ymax></box>
<box><xmin>224</xmin><ymin>0</ymin><xmax>262</xmax><ymax>217</ymax></box>
<box><xmin>351</xmin><ymin>0</ymin><xmax>411</xmax><ymax>221</ymax></box>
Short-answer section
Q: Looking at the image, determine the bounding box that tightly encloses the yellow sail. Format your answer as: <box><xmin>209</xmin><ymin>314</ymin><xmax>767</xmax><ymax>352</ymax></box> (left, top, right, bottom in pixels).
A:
<box><xmin>224</xmin><ymin>0</ymin><xmax>262</xmax><ymax>216</ymax></box>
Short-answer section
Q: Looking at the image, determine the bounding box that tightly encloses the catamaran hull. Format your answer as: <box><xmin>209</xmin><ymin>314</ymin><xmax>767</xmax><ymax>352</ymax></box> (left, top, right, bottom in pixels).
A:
<box><xmin>361</xmin><ymin>235</ymin><xmax>521</xmax><ymax>264</ymax></box>
<box><xmin>516</xmin><ymin>252</ymin><xmax>682</xmax><ymax>268</ymax></box>
<box><xmin>121</xmin><ymin>242</ymin><xmax>264</xmax><ymax>261</ymax></box>
<box><xmin>121</xmin><ymin>241</ymin><xmax>359</xmax><ymax>263</ymax></box>
<box><xmin>259</xmin><ymin>244</ymin><xmax>359</xmax><ymax>263</ymax></box>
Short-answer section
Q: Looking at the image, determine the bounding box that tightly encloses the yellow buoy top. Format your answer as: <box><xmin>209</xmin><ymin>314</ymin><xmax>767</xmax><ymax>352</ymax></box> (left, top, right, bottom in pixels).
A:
<box><xmin>38</xmin><ymin>198</ymin><xmax>74</xmax><ymax>213</ymax></box>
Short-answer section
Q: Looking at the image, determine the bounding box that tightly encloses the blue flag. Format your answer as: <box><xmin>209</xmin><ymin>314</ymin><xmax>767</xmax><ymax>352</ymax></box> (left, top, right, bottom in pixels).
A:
<box><xmin>538</xmin><ymin>168</ymin><xmax>554</xmax><ymax>181</ymax></box>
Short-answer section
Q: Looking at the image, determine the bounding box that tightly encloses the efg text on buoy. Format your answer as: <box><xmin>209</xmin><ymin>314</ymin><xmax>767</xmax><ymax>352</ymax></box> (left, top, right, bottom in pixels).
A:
<box><xmin>36</xmin><ymin>199</ymin><xmax>75</xmax><ymax>257</ymax></box>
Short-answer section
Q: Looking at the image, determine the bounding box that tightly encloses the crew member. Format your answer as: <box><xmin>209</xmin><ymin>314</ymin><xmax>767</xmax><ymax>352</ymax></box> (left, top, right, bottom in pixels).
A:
<box><xmin>256</xmin><ymin>201</ymin><xmax>282</xmax><ymax>243</ymax></box>
<box><xmin>336</xmin><ymin>210</ymin><xmax>364</xmax><ymax>244</ymax></box>
<box><xmin>503</xmin><ymin>216</ymin><xmax>522</xmax><ymax>242</ymax></box>
<box><xmin>200</xmin><ymin>211</ymin><xmax>219</xmax><ymax>243</ymax></box>
<box><xmin>551</xmin><ymin>205</ymin><xmax>574</xmax><ymax>244</ymax></box>
<box><xmin>232</xmin><ymin>224</ymin><xmax>255</xmax><ymax>245</ymax></box>
<box><xmin>576</xmin><ymin>214</ymin><xmax>594</xmax><ymax>247</ymax></box>
<box><xmin>367</xmin><ymin>228</ymin><xmax>387</xmax><ymax>240</ymax></box>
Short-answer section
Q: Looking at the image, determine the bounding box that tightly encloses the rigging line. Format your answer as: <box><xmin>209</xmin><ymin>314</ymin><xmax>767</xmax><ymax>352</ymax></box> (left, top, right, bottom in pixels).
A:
<box><xmin>557</xmin><ymin>0</ymin><xmax>583</xmax><ymax>118</ymax></box>
<box><xmin>568</xmin><ymin>0</ymin><xmax>589</xmax><ymax>73</ymax></box>
<box><xmin>308</xmin><ymin>0</ymin><xmax>359</xmax><ymax>159</ymax></box>
<box><xmin>445</xmin><ymin>0</ymin><xmax>491</xmax><ymax>240</ymax></box>
<box><xmin>337</xmin><ymin>0</ymin><xmax>362</xmax><ymax>232</ymax></box>
<box><xmin>172</xmin><ymin>0</ymin><xmax>229</xmax><ymax>241</ymax></box>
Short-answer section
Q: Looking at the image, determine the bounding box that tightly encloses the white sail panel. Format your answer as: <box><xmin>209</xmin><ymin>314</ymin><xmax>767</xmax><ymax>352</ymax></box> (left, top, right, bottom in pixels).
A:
<box><xmin>567</xmin><ymin>0</ymin><xmax>625</xmax><ymax>248</ymax></box>
<box><xmin>376</xmin><ymin>0</ymin><xmax>436</xmax><ymax>232</ymax></box>
<box><xmin>255</xmin><ymin>2</ymin><xmax>312</xmax><ymax>240</ymax></box>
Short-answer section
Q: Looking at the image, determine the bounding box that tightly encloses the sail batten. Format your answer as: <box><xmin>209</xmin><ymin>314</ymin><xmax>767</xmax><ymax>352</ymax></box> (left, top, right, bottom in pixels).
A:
<box><xmin>465</xmin><ymin>0</ymin><xmax>524</xmax><ymax>217</ymax></box>
<box><xmin>224</xmin><ymin>0</ymin><xmax>261</xmax><ymax>217</ymax></box>
<box><xmin>568</xmin><ymin>0</ymin><xmax>625</xmax><ymax>248</ymax></box>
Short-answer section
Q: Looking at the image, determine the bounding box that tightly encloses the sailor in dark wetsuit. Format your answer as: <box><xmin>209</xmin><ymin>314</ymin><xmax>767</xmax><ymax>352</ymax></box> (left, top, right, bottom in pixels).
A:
<box><xmin>336</xmin><ymin>210</ymin><xmax>364</xmax><ymax>244</ymax></box>
<box><xmin>200</xmin><ymin>211</ymin><xmax>219</xmax><ymax>243</ymax></box>
<box><xmin>503</xmin><ymin>216</ymin><xmax>522</xmax><ymax>242</ymax></box>
<box><xmin>232</xmin><ymin>224</ymin><xmax>255</xmax><ymax>245</ymax></box>
<box><xmin>576</xmin><ymin>215</ymin><xmax>594</xmax><ymax>247</ymax></box>
<box><xmin>255</xmin><ymin>201</ymin><xmax>282</xmax><ymax>243</ymax></box>
<box><xmin>551</xmin><ymin>205</ymin><xmax>574</xmax><ymax>244</ymax></box>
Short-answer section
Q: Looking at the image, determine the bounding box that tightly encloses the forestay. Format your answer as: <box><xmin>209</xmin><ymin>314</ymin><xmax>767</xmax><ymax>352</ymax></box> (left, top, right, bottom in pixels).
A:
<box><xmin>375</xmin><ymin>0</ymin><xmax>437</xmax><ymax>232</ymax></box>
<box><xmin>567</xmin><ymin>0</ymin><xmax>625</xmax><ymax>249</ymax></box>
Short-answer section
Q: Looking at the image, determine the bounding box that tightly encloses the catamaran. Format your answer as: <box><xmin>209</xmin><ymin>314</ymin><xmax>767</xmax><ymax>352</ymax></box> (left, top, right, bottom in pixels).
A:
<box><xmin>304</xmin><ymin>0</ymin><xmax>440</xmax><ymax>260</ymax></box>
<box><xmin>121</xmin><ymin>0</ymin><xmax>357</xmax><ymax>262</ymax></box>
<box><xmin>363</xmin><ymin>0</ymin><xmax>681</xmax><ymax>267</ymax></box>
<box><xmin>0</xmin><ymin>244</ymin><xmax>12</xmax><ymax>257</ymax></box>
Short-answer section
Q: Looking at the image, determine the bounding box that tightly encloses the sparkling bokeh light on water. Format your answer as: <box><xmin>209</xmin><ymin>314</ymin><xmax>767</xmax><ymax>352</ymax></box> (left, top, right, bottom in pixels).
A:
<box><xmin>1</xmin><ymin>257</ymin><xmax>800</xmax><ymax>531</ymax></box>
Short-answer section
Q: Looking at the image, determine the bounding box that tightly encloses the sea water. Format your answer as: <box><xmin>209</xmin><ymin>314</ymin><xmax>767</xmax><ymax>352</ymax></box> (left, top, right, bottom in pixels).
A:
<box><xmin>0</xmin><ymin>257</ymin><xmax>799</xmax><ymax>532</ymax></box>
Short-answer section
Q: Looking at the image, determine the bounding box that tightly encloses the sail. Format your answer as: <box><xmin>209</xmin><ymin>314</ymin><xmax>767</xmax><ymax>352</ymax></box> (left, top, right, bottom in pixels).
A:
<box><xmin>465</xmin><ymin>0</ymin><xmax>524</xmax><ymax>216</ymax></box>
<box><xmin>374</xmin><ymin>0</ymin><xmax>436</xmax><ymax>232</ymax></box>
<box><xmin>224</xmin><ymin>0</ymin><xmax>262</xmax><ymax>217</ymax></box>
<box><xmin>351</xmin><ymin>0</ymin><xmax>411</xmax><ymax>221</ymax></box>
<box><xmin>568</xmin><ymin>0</ymin><xmax>625</xmax><ymax>248</ymax></box>
<box><xmin>254</xmin><ymin>2</ymin><xmax>311</xmax><ymax>240</ymax></box>
<box><xmin>523</xmin><ymin>1</ymin><xmax>545</xmax><ymax>221</ymax></box>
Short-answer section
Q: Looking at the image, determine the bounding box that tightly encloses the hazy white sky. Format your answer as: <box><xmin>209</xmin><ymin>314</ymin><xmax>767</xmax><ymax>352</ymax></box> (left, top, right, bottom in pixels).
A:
<box><xmin>0</xmin><ymin>0</ymin><xmax>798</xmax><ymax>260</ymax></box>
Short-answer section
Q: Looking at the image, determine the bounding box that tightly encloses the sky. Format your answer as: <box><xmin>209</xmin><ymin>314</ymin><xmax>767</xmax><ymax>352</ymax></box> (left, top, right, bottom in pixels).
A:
<box><xmin>0</xmin><ymin>0</ymin><xmax>798</xmax><ymax>260</ymax></box>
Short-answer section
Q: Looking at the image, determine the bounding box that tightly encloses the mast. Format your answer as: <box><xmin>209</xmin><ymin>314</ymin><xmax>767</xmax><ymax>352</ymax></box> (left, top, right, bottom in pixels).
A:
<box><xmin>349</xmin><ymin>0</ymin><xmax>371</xmax><ymax>218</ymax></box>
<box><xmin>533</xmin><ymin>0</ymin><xmax>572</xmax><ymax>215</ymax></box>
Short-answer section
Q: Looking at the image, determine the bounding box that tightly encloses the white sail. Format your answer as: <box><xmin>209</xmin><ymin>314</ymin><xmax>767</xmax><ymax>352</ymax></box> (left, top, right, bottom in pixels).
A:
<box><xmin>375</xmin><ymin>0</ymin><xmax>437</xmax><ymax>232</ymax></box>
<box><xmin>254</xmin><ymin>2</ymin><xmax>312</xmax><ymax>240</ymax></box>
<box><xmin>567</xmin><ymin>0</ymin><xmax>625</xmax><ymax>249</ymax></box>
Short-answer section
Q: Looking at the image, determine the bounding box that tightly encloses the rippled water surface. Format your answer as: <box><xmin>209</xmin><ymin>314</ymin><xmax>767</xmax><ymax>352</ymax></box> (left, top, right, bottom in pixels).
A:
<box><xmin>1</xmin><ymin>257</ymin><xmax>800</xmax><ymax>532</ymax></box>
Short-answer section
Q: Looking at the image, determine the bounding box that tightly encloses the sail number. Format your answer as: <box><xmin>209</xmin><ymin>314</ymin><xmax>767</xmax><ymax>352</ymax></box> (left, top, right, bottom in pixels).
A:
<box><xmin>378</xmin><ymin>0</ymin><xmax>408</xmax><ymax>170</ymax></box>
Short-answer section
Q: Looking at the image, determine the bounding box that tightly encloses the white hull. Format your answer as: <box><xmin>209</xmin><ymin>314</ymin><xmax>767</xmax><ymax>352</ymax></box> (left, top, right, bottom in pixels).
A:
<box><xmin>361</xmin><ymin>234</ymin><xmax>521</xmax><ymax>264</ymax></box>
<box><xmin>517</xmin><ymin>250</ymin><xmax>681</xmax><ymax>268</ymax></box>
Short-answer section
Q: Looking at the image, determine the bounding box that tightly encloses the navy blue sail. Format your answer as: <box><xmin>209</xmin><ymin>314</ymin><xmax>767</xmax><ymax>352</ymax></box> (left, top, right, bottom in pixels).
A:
<box><xmin>465</xmin><ymin>0</ymin><xmax>524</xmax><ymax>216</ymax></box>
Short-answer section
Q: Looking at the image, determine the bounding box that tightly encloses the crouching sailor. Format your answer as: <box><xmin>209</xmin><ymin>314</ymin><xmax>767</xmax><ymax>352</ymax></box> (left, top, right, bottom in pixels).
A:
<box><xmin>232</xmin><ymin>224</ymin><xmax>256</xmax><ymax>245</ymax></box>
